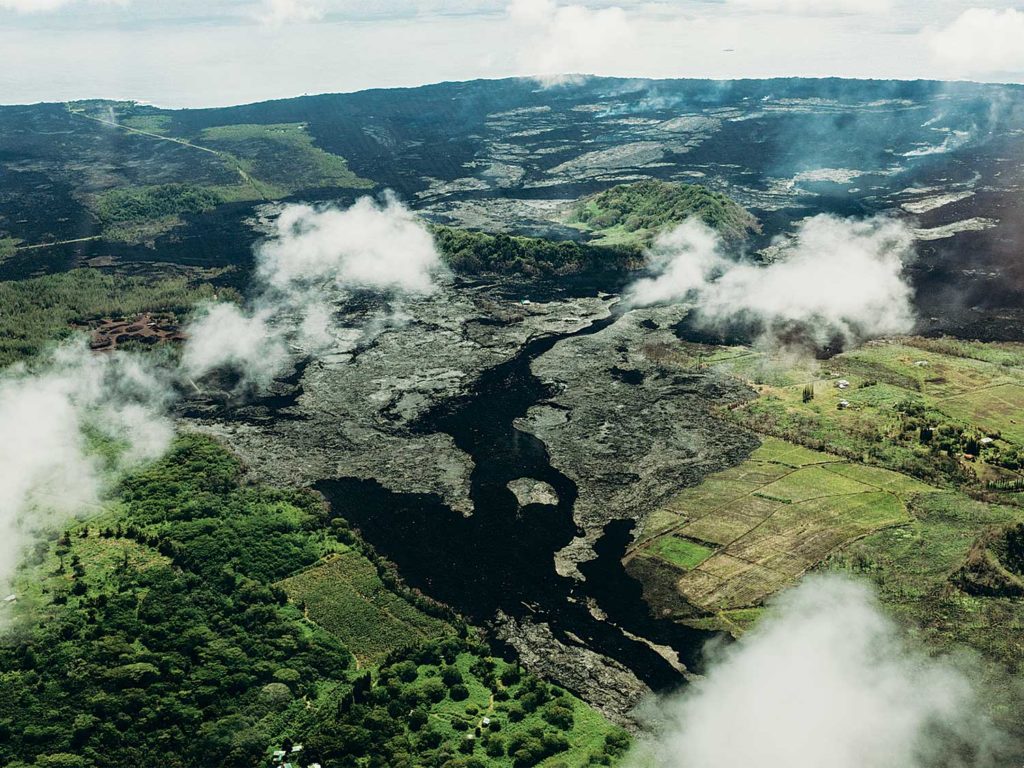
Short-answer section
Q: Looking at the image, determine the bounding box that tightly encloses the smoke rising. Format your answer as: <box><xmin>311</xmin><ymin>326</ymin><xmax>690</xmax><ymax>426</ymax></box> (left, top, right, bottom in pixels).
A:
<box><xmin>626</xmin><ymin>214</ymin><xmax>916</xmax><ymax>349</ymax></box>
<box><xmin>0</xmin><ymin>341</ymin><xmax>173</xmax><ymax>595</ymax></box>
<box><xmin>629</xmin><ymin>575</ymin><xmax>1004</xmax><ymax>768</ymax></box>
<box><xmin>183</xmin><ymin>193</ymin><xmax>447</xmax><ymax>390</ymax></box>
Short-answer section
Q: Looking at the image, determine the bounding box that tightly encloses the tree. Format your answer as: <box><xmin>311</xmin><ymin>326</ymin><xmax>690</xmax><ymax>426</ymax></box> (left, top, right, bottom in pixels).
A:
<box><xmin>441</xmin><ymin>665</ymin><xmax>463</xmax><ymax>687</ymax></box>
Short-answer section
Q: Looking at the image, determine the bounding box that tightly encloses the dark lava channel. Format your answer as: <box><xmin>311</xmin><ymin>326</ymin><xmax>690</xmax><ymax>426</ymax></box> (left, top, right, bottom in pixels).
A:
<box><xmin>316</xmin><ymin>314</ymin><xmax>721</xmax><ymax>695</ymax></box>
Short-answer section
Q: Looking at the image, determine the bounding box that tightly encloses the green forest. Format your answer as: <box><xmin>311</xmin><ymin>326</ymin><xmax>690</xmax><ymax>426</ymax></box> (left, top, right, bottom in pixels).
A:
<box><xmin>0</xmin><ymin>436</ymin><xmax>628</xmax><ymax>768</ymax></box>
<box><xmin>0</xmin><ymin>269</ymin><xmax>225</xmax><ymax>367</ymax></box>
<box><xmin>569</xmin><ymin>180</ymin><xmax>759</xmax><ymax>245</ymax></box>
<box><xmin>434</xmin><ymin>226</ymin><xmax>643</xmax><ymax>277</ymax></box>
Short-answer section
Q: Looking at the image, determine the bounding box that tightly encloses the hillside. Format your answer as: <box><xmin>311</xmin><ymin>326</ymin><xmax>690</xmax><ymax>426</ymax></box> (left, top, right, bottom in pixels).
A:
<box><xmin>568</xmin><ymin>180</ymin><xmax>760</xmax><ymax>245</ymax></box>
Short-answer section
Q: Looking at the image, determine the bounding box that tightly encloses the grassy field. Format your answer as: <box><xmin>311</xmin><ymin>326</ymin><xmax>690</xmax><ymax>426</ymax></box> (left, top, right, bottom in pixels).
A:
<box><xmin>825</xmin><ymin>490</ymin><xmax>1024</xmax><ymax>738</ymax></box>
<box><xmin>199</xmin><ymin>122</ymin><xmax>372</xmax><ymax>199</ymax></box>
<box><xmin>629</xmin><ymin>333</ymin><xmax>1024</xmax><ymax>719</ymax></box>
<box><xmin>278</xmin><ymin>552</ymin><xmax>454</xmax><ymax>666</ymax></box>
<box><xmin>629</xmin><ymin>436</ymin><xmax>934</xmax><ymax>620</ymax></box>
<box><xmin>70</xmin><ymin>116</ymin><xmax>374</xmax><ymax>243</ymax></box>
<box><xmin>685</xmin><ymin>338</ymin><xmax>1024</xmax><ymax>491</ymax></box>
<box><xmin>941</xmin><ymin>384</ymin><xmax>1024</xmax><ymax>444</ymax></box>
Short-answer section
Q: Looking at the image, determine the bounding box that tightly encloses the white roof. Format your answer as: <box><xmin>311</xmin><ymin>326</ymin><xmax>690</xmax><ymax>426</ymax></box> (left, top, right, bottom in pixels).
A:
<box><xmin>3</xmin><ymin>594</ymin><xmax>16</xmax><ymax>603</ymax></box>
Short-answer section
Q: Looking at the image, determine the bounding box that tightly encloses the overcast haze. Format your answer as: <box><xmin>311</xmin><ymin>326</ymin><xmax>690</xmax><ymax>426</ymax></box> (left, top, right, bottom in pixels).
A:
<box><xmin>3</xmin><ymin>0</ymin><xmax>1024</xmax><ymax>106</ymax></box>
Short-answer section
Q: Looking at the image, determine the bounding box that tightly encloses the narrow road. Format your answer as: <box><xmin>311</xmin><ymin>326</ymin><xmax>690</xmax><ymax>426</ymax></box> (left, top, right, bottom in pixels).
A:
<box><xmin>66</xmin><ymin>105</ymin><xmax>268</xmax><ymax>200</ymax></box>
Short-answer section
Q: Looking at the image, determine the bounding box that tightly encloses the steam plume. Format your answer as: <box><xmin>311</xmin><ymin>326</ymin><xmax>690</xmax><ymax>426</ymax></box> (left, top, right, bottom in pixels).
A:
<box><xmin>626</xmin><ymin>214</ymin><xmax>916</xmax><ymax>348</ymax></box>
<box><xmin>0</xmin><ymin>341</ymin><xmax>173</xmax><ymax>595</ymax></box>
<box><xmin>629</xmin><ymin>575</ymin><xmax>1004</xmax><ymax>768</ymax></box>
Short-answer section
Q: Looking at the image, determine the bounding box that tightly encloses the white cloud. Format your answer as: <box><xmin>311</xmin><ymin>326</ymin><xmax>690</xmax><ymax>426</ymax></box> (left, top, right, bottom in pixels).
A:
<box><xmin>181</xmin><ymin>303</ymin><xmax>289</xmax><ymax>391</ymax></box>
<box><xmin>507</xmin><ymin>0</ymin><xmax>635</xmax><ymax>85</ymax></box>
<box><xmin>182</xmin><ymin>193</ymin><xmax>446</xmax><ymax>389</ymax></box>
<box><xmin>256</xmin><ymin>0</ymin><xmax>324</xmax><ymax>25</ymax></box>
<box><xmin>928</xmin><ymin>8</ymin><xmax>1024</xmax><ymax>75</ymax></box>
<box><xmin>0</xmin><ymin>342</ymin><xmax>173</xmax><ymax>594</ymax></box>
<box><xmin>0</xmin><ymin>0</ymin><xmax>126</xmax><ymax>12</ymax></box>
<box><xmin>728</xmin><ymin>0</ymin><xmax>891</xmax><ymax>14</ymax></box>
<box><xmin>626</xmin><ymin>214</ymin><xmax>916</xmax><ymax>348</ymax></box>
<box><xmin>2</xmin><ymin>3</ymin><xmax>1012</xmax><ymax>107</ymax></box>
<box><xmin>256</xmin><ymin>194</ymin><xmax>446</xmax><ymax>295</ymax></box>
<box><xmin>629</xmin><ymin>575</ymin><xmax>1004</xmax><ymax>768</ymax></box>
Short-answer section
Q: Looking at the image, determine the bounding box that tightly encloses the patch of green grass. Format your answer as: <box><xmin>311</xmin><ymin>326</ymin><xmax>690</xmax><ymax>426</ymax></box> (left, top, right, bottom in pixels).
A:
<box><xmin>199</xmin><ymin>122</ymin><xmax>372</xmax><ymax>192</ymax></box>
<box><xmin>749</xmin><ymin>436</ymin><xmax>843</xmax><ymax>467</ymax></box>
<box><xmin>724</xmin><ymin>340</ymin><xmax>1024</xmax><ymax>489</ymax></box>
<box><xmin>649</xmin><ymin>536</ymin><xmax>714</xmax><ymax>570</ymax></box>
<box><xmin>0</xmin><ymin>236</ymin><xmax>21</xmax><ymax>261</ymax></box>
<box><xmin>121</xmin><ymin>114</ymin><xmax>173</xmax><ymax>134</ymax></box>
<box><xmin>757</xmin><ymin>463</ymin><xmax>874</xmax><ymax>502</ymax></box>
<box><xmin>941</xmin><ymin>384</ymin><xmax>1024</xmax><ymax>444</ymax></box>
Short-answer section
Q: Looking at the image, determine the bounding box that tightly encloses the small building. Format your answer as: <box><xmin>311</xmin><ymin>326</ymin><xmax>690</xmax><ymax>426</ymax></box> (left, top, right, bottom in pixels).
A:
<box><xmin>272</xmin><ymin>751</ymin><xmax>287</xmax><ymax>763</ymax></box>
<box><xmin>914</xmin><ymin>360</ymin><xmax>929</xmax><ymax>367</ymax></box>
<box><xmin>290</xmin><ymin>745</ymin><xmax>304</xmax><ymax>754</ymax></box>
<box><xmin>521</xmin><ymin>298</ymin><xmax>531</xmax><ymax>306</ymax></box>
<box><xmin>980</xmin><ymin>437</ymin><xmax>995</xmax><ymax>445</ymax></box>
<box><xmin>836</xmin><ymin>379</ymin><xmax>851</xmax><ymax>389</ymax></box>
<box><xmin>837</xmin><ymin>400</ymin><xmax>851</xmax><ymax>410</ymax></box>
<box><xmin>481</xmin><ymin>717</ymin><xmax>491</xmax><ymax>726</ymax></box>
<box><xmin>3</xmin><ymin>594</ymin><xmax>16</xmax><ymax>603</ymax></box>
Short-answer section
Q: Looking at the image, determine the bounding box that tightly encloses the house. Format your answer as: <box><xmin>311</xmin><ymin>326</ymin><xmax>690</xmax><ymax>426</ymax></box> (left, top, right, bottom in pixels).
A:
<box><xmin>838</xmin><ymin>400</ymin><xmax>851</xmax><ymax>410</ymax></box>
<box><xmin>272</xmin><ymin>750</ymin><xmax>287</xmax><ymax>763</ymax></box>
<box><xmin>914</xmin><ymin>360</ymin><xmax>929</xmax><ymax>367</ymax></box>
<box><xmin>836</xmin><ymin>379</ymin><xmax>851</xmax><ymax>389</ymax></box>
<box><xmin>521</xmin><ymin>298</ymin><xmax>531</xmax><ymax>306</ymax></box>
<box><xmin>980</xmin><ymin>437</ymin><xmax>994</xmax><ymax>445</ymax></box>
<box><xmin>481</xmin><ymin>717</ymin><xmax>491</xmax><ymax>726</ymax></box>
<box><xmin>3</xmin><ymin>594</ymin><xmax>16</xmax><ymax>603</ymax></box>
<box><xmin>291</xmin><ymin>746</ymin><xmax>304</xmax><ymax>754</ymax></box>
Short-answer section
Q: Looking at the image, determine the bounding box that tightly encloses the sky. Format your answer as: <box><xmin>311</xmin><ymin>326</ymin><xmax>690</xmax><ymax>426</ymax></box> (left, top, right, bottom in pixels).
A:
<box><xmin>2</xmin><ymin>0</ymin><xmax>1024</xmax><ymax>107</ymax></box>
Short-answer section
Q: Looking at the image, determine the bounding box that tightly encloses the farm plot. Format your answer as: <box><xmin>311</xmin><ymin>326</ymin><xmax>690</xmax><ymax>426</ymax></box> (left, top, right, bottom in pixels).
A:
<box><xmin>278</xmin><ymin>551</ymin><xmax>453</xmax><ymax>665</ymax></box>
<box><xmin>940</xmin><ymin>384</ymin><xmax>1024</xmax><ymax>445</ymax></box>
<box><xmin>628</xmin><ymin>437</ymin><xmax>934</xmax><ymax>614</ymax></box>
